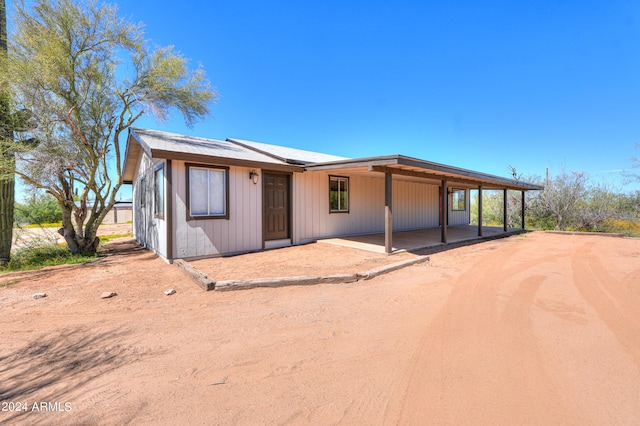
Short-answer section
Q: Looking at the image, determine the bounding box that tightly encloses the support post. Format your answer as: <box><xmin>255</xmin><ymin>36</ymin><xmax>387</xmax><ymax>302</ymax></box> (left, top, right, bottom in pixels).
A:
<box><xmin>478</xmin><ymin>185</ymin><xmax>483</xmax><ymax>237</ymax></box>
<box><xmin>385</xmin><ymin>171</ymin><xmax>393</xmax><ymax>254</ymax></box>
<box><xmin>503</xmin><ymin>188</ymin><xmax>508</xmax><ymax>232</ymax></box>
<box><xmin>521</xmin><ymin>190</ymin><xmax>526</xmax><ymax>230</ymax></box>
<box><xmin>441</xmin><ymin>179</ymin><xmax>448</xmax><ymax>243</ymax></box>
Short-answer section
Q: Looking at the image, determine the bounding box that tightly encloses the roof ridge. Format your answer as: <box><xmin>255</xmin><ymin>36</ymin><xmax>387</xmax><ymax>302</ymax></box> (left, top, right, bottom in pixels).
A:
<box><xmin>226</xmin><ymin>138</ymin><xmax>307</xmax><ymax>165</ymax></box>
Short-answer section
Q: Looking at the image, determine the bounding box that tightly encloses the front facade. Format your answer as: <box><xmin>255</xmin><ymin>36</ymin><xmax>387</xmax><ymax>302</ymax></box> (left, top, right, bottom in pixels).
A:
<box><xmin>123</xmin><ymin>128</ymin><xmax>541</xmax><ymax>261</ymax></box>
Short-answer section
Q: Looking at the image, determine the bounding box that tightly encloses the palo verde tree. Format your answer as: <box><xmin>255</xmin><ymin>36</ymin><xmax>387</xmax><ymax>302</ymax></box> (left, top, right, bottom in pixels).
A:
<box><xmin>0</xmin><ymin>0</ymin><xmax>216</xmax><ymax>255</ymax></box>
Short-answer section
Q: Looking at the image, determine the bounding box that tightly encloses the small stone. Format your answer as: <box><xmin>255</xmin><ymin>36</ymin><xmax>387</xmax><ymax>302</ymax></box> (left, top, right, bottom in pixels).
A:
<box><xmin>32</xmin><ymin>292</ymin><xmax>47</xmax><ymax>299</ymax></box>
<box><xmin>164</xmin><ymin>288</ymin><xmax>176</xmax><ymax>296</ymax></box>
<box><xmin>101</xmin><ymin>291</ymin><xmax>117</xmax><ymax>299</ymax></box>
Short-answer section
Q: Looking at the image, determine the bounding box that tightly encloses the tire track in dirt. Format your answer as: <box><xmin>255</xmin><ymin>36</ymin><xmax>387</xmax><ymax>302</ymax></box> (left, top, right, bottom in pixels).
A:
<box><xmin>384</xmin><ymin>239</ymin><xmax>577</xmax><ymax>424</ymax></box>
<box><xmin>571</xmin><ymin>242</ymin><xmax>640</xmax><ymax>368</ymax></box>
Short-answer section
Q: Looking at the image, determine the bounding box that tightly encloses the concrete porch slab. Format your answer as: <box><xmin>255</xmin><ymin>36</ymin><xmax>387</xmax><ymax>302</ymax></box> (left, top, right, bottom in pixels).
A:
<box><xmin>317</xmin><ymin>225</ymin><xmax>525</xmax><ymax>254</ymax></box>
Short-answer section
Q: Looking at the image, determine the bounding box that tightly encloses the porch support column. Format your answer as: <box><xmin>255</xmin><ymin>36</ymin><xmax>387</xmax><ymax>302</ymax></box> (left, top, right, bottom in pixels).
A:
<box><xmin>521</xmin><ymin>190</ymin><xmax>526</xmax><ymax>230</ymax></box>
<box><xmin>385</xmin><ymin>171</ymin><xmax>393</xmax><ymax>254</ymax></box>
<box><xmin>478</xmin><ymin>185</ymin><xmax>483</xmax><ymax>237</ymax></box>
<box><xmin>503</xmin><ymin>188</ymin><xmax>508</xmax><ymax>232</ymax></box>
<box><xmin>441</xmin><ymin>179</ymin><xmax>448</xmax><ymax>243</ymax></box>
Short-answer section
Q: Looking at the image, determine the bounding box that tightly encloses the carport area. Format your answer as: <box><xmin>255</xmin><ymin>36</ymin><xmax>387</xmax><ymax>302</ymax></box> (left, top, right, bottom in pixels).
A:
<box><xmin>318</xmin><ymin>225</ymin><xmax>525</xmax><ymax>254</ymax></box>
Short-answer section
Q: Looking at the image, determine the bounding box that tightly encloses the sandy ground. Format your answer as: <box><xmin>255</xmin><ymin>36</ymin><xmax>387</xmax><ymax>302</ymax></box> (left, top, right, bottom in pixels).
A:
<box><xmin>11</xmin><ymin>223</ymin><xmax>133</xmax><ymax>249</ymax></box>
<box><xmin>1</xmin><ymin>231</ymin><xmax>639</xmax><ymax>425</ymax></box>
<box><xmin>190</xmin><ymin>243</ymin><xmax>423</xmax><ymax>281</ymax></box>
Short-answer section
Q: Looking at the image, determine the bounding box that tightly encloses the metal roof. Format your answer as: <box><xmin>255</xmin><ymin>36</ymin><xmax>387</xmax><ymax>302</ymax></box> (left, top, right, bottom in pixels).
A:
<box><xmin>131</xmin><ymin>128</ymin><xmax>292</xmax><ymax>164</ymax></box>
<box><xmin>123</xmin><ymin>128</ymin><xmax>302</xmax><ymax>182</ymax></box>
<box><xmin>304</xmin><ymin>155</ymin><xmax>544</xmax><ymax>191</ymax></box>
<box><xmin>123</xmin><ymin>128</ymin><xmax>543</xmax><ymax>190</ymax></box>
<box><xmin>227</xmin><ymin>138</ymin><xmax>348</xmax><ymax>165</ymax></box>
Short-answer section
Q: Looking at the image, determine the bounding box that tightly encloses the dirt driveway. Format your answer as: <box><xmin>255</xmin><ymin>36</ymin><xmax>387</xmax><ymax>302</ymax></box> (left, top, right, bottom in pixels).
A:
<box><xmin>1</xmin><ymin>232</ymin><xmax>639</xmax><ymax>424</ymax></box>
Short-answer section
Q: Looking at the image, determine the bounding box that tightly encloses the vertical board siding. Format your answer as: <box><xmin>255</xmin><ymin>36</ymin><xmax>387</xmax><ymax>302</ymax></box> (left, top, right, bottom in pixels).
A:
<box><xmin>132</xmin><ymin>153</ymin><xmax>148</xmax><ymax>247</ymax></box>
<box><xmin>293</xmin><ymin>171</ymin><xmax>444</xmax><ymax>242</ymax></box>
<box><xmin>448</xmin><ymin>188</ymin><xmax>471</xmax><ymax>226</ymax></box>
<box><xmin>154</xmin><ymin>159</ymin><xmax>168</xmax><ymax>258</ymax></box>
<box><xmin>132</xmin><ymin>154</ymin><xmax>167</xmax><ymax>256</ymax></box>
<box><xmin>173</xmin><ymin>161</ymin><xmax>262</xmax><ymax>258</ymax></box>
<box><xmin>133</xmin><ymin>157</ymin><xmax>472</xmax><ymax>258</ymax></box>
<box><xmin>392</xmin><ymin>180</ymin><xmax>440</xmax><ymax>231</ymax></box>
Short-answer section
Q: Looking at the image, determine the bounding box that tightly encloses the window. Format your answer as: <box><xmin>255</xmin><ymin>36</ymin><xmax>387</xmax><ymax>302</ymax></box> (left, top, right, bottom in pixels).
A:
<box><xmin>140</xmin><ymin>176</ymin><xmax>146</xmax><ymax>207</ymax></box>
<box><xmin>451</xmin><ymin>189</ymin><xmax>466</xmax><ymax>211</ymax></box>
<box><xmin>329</xmin><ymin>176</ymin><xmax>349</xmax><ymax>213</ymax></box>
<box><xmin>154</xmin><ymin>165</ymin><xmax>164</xmax><ymax>218</ymax></box>
<box><xmin>188</xmin><ymin>164</ymin><xmax>229</xmax><ymax>219</ymax></box>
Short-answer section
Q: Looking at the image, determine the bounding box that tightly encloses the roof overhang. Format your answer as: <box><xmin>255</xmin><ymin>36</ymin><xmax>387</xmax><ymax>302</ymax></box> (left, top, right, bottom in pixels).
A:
<box><xmin>122</xmin><ymin>131</ymin><xmax>150</xmax><ymax>184</ymax></box>
<box><xmin>304</xmin><ymin>155</ymin><xmax>544</xmax><ymax>191</ymax></box>
<box><xmin>122</xmin><ymin>130</ymin><xmax>303</xmax><ymax>184</ymax></box>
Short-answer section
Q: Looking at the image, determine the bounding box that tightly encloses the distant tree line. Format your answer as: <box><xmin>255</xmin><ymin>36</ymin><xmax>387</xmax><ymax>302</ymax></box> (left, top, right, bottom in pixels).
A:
<box><xmin>471</xmin><ymin>170</ymin><xmax>640</xmax><ymax>236</ymax></box>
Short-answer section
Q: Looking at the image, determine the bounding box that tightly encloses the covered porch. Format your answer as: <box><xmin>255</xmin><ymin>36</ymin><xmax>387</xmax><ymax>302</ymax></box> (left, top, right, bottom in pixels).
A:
<box><xmin>318</xmin><ymin>225</ymin><xmax>525</xmax><ymax>254</ymax></box>
<box><xmin>306</xmin><ymin>155</ymin><xmax>543</xmax><ymax>253</ymax></box>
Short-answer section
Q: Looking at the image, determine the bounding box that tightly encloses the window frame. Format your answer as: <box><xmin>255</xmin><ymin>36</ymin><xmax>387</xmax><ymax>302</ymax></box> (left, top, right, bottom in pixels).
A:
<box><xmin>186</xmin><ymin>163</ymin><xmax>230</xmax><ymax>220</ymax></box>
<box><xmin>329</xmin><ymin>175</ymin><xmax>350</xmax><ymax>213</ymax></box>
<box><xmin>451</xmin><ymin>188</ymin><xmax>466</xmax><ymax>211</ymax></box>
<box><xmin>139</xmin><ymin>175</ymin><xmax>146</xmax><ymax>208</ymax></box>
<box><xmin>154</xmin><ymin>164</ymin><xmax>164</xmax><ymax>219</ymax></box>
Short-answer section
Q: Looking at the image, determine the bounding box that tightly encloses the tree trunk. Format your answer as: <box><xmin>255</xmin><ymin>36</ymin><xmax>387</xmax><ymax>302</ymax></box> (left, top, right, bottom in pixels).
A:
<box><xmin>59</xmin><ymin>201</ymin><xmax>100</xmax><ymax>256</ymax></box>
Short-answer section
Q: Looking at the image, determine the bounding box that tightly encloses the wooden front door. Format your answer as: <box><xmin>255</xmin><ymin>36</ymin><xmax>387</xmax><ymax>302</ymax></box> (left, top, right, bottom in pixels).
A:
<box><xmin>264</xmin><ymin>172</ymin><xmax>290</xmax><ymax>241</ymax></box>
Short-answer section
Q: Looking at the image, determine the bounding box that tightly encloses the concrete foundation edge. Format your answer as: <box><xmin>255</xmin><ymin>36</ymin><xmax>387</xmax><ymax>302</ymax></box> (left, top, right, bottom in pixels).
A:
<box><xmin>175</xmin><ymin>256</ymin><xmax>430</xmax><ymax>292</ymax></box>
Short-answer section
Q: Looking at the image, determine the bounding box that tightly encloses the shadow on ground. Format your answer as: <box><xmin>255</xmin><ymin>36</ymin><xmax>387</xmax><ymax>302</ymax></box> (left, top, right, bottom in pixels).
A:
<box><xmin>0</xmin><ymin>326</ymin><xmax>151</xmax><ymax>425</ymax></box>
<box><xmin>409</xmin><ymin>230</ymin><xmax>529</xmax><ymax>256</ymax></box>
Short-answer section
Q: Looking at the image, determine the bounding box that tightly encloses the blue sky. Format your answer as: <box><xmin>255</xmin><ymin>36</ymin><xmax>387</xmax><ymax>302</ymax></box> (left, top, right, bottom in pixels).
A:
<box><xmin>118</xmin><ymin>1</ymin><xmax>638</xmax><ymax>196</ymax></box>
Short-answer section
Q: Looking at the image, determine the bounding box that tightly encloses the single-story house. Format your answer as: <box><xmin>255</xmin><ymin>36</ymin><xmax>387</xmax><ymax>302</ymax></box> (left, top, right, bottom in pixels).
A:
<box><xmin>122</xmin><ymin>127</ymin><xmax>543</xmax><ymax>261</ymax></box>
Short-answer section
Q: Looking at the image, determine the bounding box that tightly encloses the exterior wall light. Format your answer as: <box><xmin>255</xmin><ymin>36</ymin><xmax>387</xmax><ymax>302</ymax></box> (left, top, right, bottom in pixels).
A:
<box><xmin>249</xmin><ymin>170</ymin><xmax>259</xmax><ymax>184</ymax></box>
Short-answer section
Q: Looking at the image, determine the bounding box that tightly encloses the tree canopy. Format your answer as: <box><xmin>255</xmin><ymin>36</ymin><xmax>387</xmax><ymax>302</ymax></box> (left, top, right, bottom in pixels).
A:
<box><xmin>0</xmin><ymin>0</ymin><xmax>216</xmax><ymax>254</ymax></box>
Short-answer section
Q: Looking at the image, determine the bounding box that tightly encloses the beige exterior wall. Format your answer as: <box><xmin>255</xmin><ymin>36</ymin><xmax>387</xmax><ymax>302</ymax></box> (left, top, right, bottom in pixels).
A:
<box><xmin>172</xmin><ymin>160</ymin><xmax>263</xmax><ymax>259</ymax></box>
<box><xmin>293</xmin><ymin>171</ymin><xmax>384</xmax><ymax>243</ymax></box>
<box><xmin>447</xmin><ymin>187</ymin><xmax>471</xmax><ymax>226</ymax></box>
<box><xmin>132</xmin><ymin>155</ymin><xmax>471</xmax><ymax>259</ymax></box>
<box><xmin>102</xmin><ymin>206</ymin><xmax>132</xmax><ymax>224</ymax></box>
<box><xmin>292</xmin><ymin>171</ymin><xmax>469</xmax><ymax>244</ymax></box>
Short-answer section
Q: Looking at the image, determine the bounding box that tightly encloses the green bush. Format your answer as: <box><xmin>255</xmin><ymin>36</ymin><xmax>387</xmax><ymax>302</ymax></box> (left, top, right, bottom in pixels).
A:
<box><xmin>15</xmin><ymin>193</ymin><xmax>63</xmax><ymax>225</ymax></box>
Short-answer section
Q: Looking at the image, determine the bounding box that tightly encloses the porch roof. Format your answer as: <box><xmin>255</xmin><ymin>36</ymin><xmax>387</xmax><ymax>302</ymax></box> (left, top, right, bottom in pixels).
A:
<box><xmin>304</xmin><ymin>155</ymin><xmax>543</xmax><ymax>191</ymax></box>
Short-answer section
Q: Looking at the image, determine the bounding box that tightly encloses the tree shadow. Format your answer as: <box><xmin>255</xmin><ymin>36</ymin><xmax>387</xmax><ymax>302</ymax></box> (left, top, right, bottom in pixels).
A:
<box><xmin>0</xmin><ymin>326</ymin><xmax>153</xmax><ymax>424</ymax></box>
<box><xmin>0</xmin><ymin>238</ymin><xmax>158</xmax><ymax>284</ymax></box>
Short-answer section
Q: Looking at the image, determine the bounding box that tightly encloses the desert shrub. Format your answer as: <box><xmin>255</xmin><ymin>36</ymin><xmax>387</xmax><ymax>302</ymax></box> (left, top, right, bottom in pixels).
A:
<box><xmin>601</xmin><ymin>219</ymin><xmax>640</xmax><ymax>236</ymax></box>
<box><xmin>15</xmin><ymin>193</ymin><xmax>63</xmax><ymax>225</ymax></box>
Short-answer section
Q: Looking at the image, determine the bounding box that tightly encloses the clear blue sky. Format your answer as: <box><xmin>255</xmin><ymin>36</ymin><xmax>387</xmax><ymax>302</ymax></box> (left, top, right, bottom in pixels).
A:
<box><xmin>118</xmin><ymin>1</ymin><xmax>639</xmax><ymax>195</ymax></box>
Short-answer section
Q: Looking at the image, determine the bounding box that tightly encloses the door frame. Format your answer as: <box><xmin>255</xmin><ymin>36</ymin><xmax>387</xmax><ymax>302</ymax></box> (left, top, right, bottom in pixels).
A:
<box><xmin>262</xmin><ymin>171</ymin><xmax>292</xmax><ymax>248</ymax></box>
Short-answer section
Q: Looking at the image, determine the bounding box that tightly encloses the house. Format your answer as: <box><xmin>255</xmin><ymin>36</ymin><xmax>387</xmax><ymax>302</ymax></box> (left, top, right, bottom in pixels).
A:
<box><xmin>102</xmin><ymin>201</ymin><xmax>133</xmax><ymax>224</ymax></box>
<box><xmin>122</xmin><ymin>128</ymin><xmax>543</xmax><ymax>261</ymax></box>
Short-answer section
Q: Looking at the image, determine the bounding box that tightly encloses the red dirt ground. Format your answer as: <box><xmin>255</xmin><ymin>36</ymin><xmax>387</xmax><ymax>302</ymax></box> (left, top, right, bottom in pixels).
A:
<box><xmin>1</xmin><ymin>231</ymin><xmax>639</xmax><ymax>425</ymax></box>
